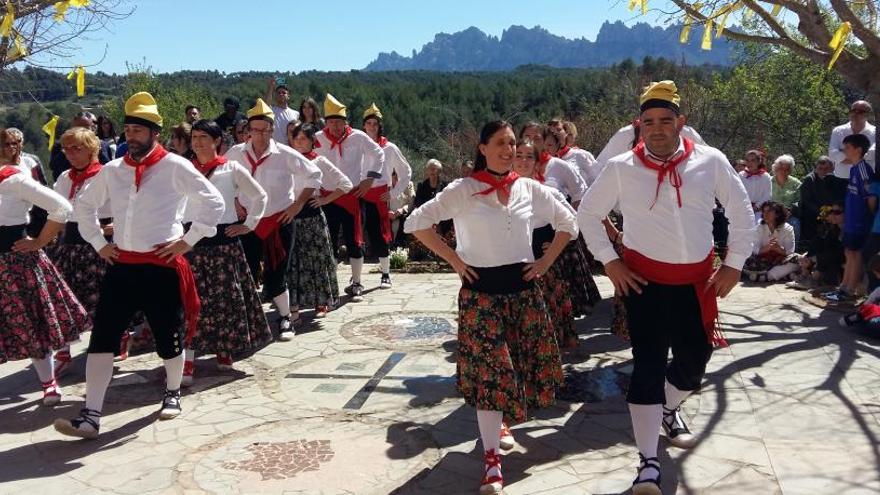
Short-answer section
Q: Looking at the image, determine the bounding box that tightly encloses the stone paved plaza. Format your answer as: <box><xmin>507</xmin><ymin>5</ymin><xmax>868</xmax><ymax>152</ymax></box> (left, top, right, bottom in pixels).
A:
<box><xmin>2</xmin><ymin>264</ymin><xmax>880</xmax><ymax>494</ymax></box>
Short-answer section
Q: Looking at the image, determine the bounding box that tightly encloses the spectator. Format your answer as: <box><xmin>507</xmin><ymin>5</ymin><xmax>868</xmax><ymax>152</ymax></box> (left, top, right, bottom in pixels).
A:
<box><xmin>96</xmin><ymin>115</ymin><xmax>118</xmax><ymax>158</ymax></box>
<box><xmin>265</xmin><ymin>78</ymin><xmax>300</xmax><ymax>144</ymax></box>
<box><xmin>829</xmin><ymin>100</ymin><xmax>875</xmax><ymax>179</ymax></box>
<box><xmin>169</xmin><ymin>122</ymin><xmax>194</xmax><ymax>160</ymax></box>
<box><xmin>299</xmin><ymin>97</ymin><xmax>325</xmax><ymax>130</ymax></box>
<box><xmin>771</xmin><ymin>154</ymin><xmax>802</xmax><ymax>239</ymax></box>
<box><xmin>413</xmin><ymin>159</ymin><xmax>448</xmax><ymax>209</ymax></box>
<box><xmin>799</xmin><ymin>156</ymin><xmax>847</xmax><ymax>251</ymax></box>
<box><xmin>461</xmin><ymin>160</ymin><xmax>474</xmax><ymax>178</ymax></box>
<box><xmin>839</xmin><ymin>254</ymin><xmax>880</xmax><ymax>334</ymax></box>
<box><xmin>825</xmin><ymin>133</ymin><xmax>875</xmax><ymax>302</ymax></box>
<box><xmin>215</xmin><ymin>96</ymin><xmax>246</xmax><ymax>134</ymax></box>
<box><xmin>184</xmin><ymin>104</ymin><xmax>201</xmax><ymax>124</ymax></box>
<box><xmin>739</xmin><ymin>149</ymin><xmax>771</xmax><ymax>214</ymax></box>
<box><xmin>734</xmin><ymin>159</ymin><xmax>747</xmax><ymax>174</ymax></box>
<box><xmin>743</xmin><ymin>201</ymin><xmax>798</xmax><ymax>282</ymax></box>
<box><xmin>49</xmin><ymin>111</ymin><xmax>112</xmax><ymax>179</ymax></box>
<box><xmin>233</xmin><ymin>119</ymin><xmax>249</xmax><ymax>145</ymax></box>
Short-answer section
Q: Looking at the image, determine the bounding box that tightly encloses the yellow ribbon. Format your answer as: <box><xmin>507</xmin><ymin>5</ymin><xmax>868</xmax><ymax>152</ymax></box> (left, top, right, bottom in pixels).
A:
<box><xmin>770</xmin><ymin>3</ymin><xmax>783</xmax><ymax>17</ymax></box>
<box><xmin>53</xmin><ymin>0</ymin><xmax>90</xmax><ymax>22</ymax></box>
<box><xmin>1</xmin><ymin>0</ymin><xmax>14</xmax><ymax>37</ymax></box>
<box><xmin>67</xmin><ymin>65</ymin><xmax>86</xmax><ymax>97</ymax></box>
<box><xmin>679</xmin><ymin>3</ymin><xmax>702</xmax><ymax>44</ymax></box>
<box><xmin>701</xmin><ymin>18</ymin><xmax>715</xmax><ymax>50</ymax></box>
<box><xmin>43</xmin><ymin>116</ymin><xmax>60</xmax><ymax>151</ymax></box>
<box><xmin>828</xmin><ymin>21</ymin><xmax>852</xmax><ymax>69</ymax></box>
<box><xmin>8</xmin><ymin>31</ymin><xmax>27</xmax><ymax>61</ymax></box>
<box><xmin>716</xmin><ymin>2</ymin><xmax>741</xmax><ymax>38</ymax></box>
<box><xmin>628</xmin><ymin>0</ymin><xmax>648</xmax><ymax>14</ymax></box>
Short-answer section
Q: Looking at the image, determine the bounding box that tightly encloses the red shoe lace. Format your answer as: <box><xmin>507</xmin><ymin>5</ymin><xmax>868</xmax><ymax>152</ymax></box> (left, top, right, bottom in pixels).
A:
<box><xmin>481</xmin><ymin>449</ymin><xmax>503</xmax><ymax>485</ymax></box>
<box><xmin>42</xmin><ymin>379</ymin><xmax>60</xmax><ymax>397</ymax></box>
<box><xmin>55</xmin><ymin>350</ymin><xmax>72</xmax><ymax>362</ymax></box>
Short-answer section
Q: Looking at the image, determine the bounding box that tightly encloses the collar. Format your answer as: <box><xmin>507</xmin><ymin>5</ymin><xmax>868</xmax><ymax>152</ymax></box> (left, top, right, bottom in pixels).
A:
<box><xmin>642</xmin><ymin>137</ymin><xmax>685</xmax><ymax>165</ymax></box>
<box><xmin>246</xmin><ymin>139</ymin><xmax>279</xmax><ymax>160</ymax></box>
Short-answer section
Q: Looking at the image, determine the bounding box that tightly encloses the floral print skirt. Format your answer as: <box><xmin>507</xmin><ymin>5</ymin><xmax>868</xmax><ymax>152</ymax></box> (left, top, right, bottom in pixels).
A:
<box><xmin>457</xmin><ymin>285</ymin><xmax>563</xmax><ymax>423</ymax></box>
<box><xmin>561</xmin><ymin>236</ymin><xmax>602</xmax><ymax>317</ymax></box>
<box><xmin>46</xmin><ymin>243</ymin><xmax>107</xmax><ymax>319</ymax></box>
<box><xmin>539</xmin><ymin>260</ymin><xmax>577</xmax><ymax>350</ymax></box>
<box><xmin>185</xmin><ymin>242</ymin><xmax>272</xmax><ymax>356</ymax></box>
<box><xmin>0</xmin><ymin>250</ymin><xmax>90</xmax><ymax>363</ymax></box>
<box><xmin>287</xmin><ymin>213</ymin><xmax>339</xmax><ymax>309</ymax></box>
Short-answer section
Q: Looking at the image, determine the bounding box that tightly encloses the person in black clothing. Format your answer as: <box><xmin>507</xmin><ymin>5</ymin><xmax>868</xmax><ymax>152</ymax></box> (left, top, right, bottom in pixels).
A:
<box><xmin>413</xmin><ymin>159</ymin><xmax>447</xmax><ymax>208</ymax></box>
<box><xmin>49</xmin><ymin>112</ymin><xmax>112</xmax><ymax>180</ymax></box>
<box><xmin>215</xmin><ymin>96</ymin><xmax>247</xmax><ymax>135</ymax></box>
<box><xmin>800</xmin><ymin>156</ymin><xmax>848</xmax><ymax>251</ymax></box>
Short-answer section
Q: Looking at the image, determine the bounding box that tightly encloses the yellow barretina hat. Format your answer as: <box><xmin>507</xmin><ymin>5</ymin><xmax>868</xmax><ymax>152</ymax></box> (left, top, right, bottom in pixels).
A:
<box><xmin>324</xmin><ymin>93</ymin><xmax>347</xmax><ymax>119</ymax></box>
<box><xmin>363</xmin><ymin>102</ymin><xmax>383</xmax><ymax>121</ymax></box>
<box><xmin>124</xmin><ymin>91</ymin><xmax>163</xmax><ymax>129</ymax></box>
<box><xmin>247</xmin><ymin>98</ymin><xmax>275</xmax><ymax>123</ymax></box>
<box><xmin>639</xmin><ymin>80</ymin><xmax>681</xmax><ymax>113</ymax></box>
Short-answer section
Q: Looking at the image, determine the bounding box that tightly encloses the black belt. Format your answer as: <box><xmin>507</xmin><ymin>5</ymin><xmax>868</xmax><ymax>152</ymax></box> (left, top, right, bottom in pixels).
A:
<box><xmin>461</xmin><ymin>262</ymin><xmax>534</xmax><ymax>295</ymax></box>
<box><xmin>295</xmin><ymin>204</ymin><xmax>322</xmax><ymax>219</ymax></box>
<box><xmin>63</xmin><ymin>222</ymin><xmax>88</xmax><ymax>245</ymax></box>
<box><xmin>195</xmin><ymin>223</ymin><xmax>241</xmax><ymax>248</ymax></box>
<box><xmin>532</xmin><ymin>224</ymin><xmax>555</xmax><ymax>260</ymax></box>
<box><xmin>0</xmin><ymin>224</ymin><xmax>27</xmax><ymax>252</ymax></box>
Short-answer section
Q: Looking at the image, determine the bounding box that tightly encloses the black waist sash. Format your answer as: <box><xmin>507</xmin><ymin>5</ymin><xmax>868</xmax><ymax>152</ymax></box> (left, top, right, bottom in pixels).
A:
<box><xmin>295</xmin><ymin>204</ymin><xmax>322</xmax><ymax>219</ymax></box>
<box><xmin>195</xmin><ymin>223</ymin><xmax>240</xmax><ymax>248</ymax></box>
<box><xmin>461</xmin><ymin>262</ymin><xmax>534</xmax><ymax>295</ymax></box>
<box><xmin>532</xmin><ymin>224</ymin><xmax>555</xmax><ymax>260</ymax></box>
<box><xmin>0</xmin><ymin>224</ymin><xmax>27</xmax><ymax>252</ymax></box>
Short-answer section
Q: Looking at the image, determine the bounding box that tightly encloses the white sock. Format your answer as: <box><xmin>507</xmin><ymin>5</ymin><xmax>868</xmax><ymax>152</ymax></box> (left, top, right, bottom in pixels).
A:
<box><xmin>629</xmin><ymin>403</ymin><xmax>662</xmax><ymax>481</ymax></box>
<box><xmin>84</xmin><ymin>353</ymin><xmax>115</xmax><ymax>413</ymax></box>
<box><xmin>350</xmin><ymin>257</ymin><xmax>363</xmax><ymax>284</ymax></box>
<box><xmin>184</xmin><ymin>349</ymin><xmax>195</xmax><ymax>362</ymax></box>
<box><xmin>379</xmin><ymin>256</ymin><xmax>390</xmax><ymax>274</ymax></box>
<box><xmin>31</xmin><ymin>355</ymin><xmax>55</xmax><ymax>383</ymax></box>
<box><xmin>477</xmin><ymin>409</ymin><xmax>503</xmax><ymax>478</ymax></box>
<box><xmin>273</xmin><ymin>290</ymin><xmax>291</xmax><ymax>318</ymax></box>
<box><xmin>664</xmin><ymin>381</ymin><xmax>691</xmax><ymax>411</ymax></box>
<box><xmin>164</xmin><ymin>353</ymin><xmax>185</xmax><ymax>391</ymax></box>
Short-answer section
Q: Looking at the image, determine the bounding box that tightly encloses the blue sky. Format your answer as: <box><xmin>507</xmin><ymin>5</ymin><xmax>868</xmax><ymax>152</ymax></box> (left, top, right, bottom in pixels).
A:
<box><xmin>65</xmin><ymin>0</ymin><xmax>667</xmax><ymax>74</ymax></box>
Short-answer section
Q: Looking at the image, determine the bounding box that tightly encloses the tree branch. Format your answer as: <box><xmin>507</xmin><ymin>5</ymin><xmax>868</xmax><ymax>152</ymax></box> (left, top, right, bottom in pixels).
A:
<box><xmin>828</xmin><ymin>0</ymin><xmax>880</xmax><ymax>58</ymax></box>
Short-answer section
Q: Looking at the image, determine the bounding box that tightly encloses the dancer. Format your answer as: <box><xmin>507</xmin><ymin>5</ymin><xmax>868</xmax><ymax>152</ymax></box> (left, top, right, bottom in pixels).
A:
<box><xmin>287</xmin><ymin>122</ymin><xmax>353</xmax><ymax>318</ymax></box>
<box><xmin>519</xmin><ymin>122</ymin><xmax>587</xmax><ymax>206</ymax></box>
<box><xmin>315</xmin><ymin>94</ymin><xmax>384</xmax><ymax>300</ymax></box>
<box><xmin>225</xmin><ymin>99</ymin><xmax>322</xmax><ymax>340</ymax></box>
<box><xmin>406</xmin><ymin>121</ymin><xmax>576</xmax><ymax>494</ymax></box>
<box><xmin>578</xmin><ymin>81</ymin><xmax>755</xmax><ymax>494</ymax></box>
<box><xmin>54</xmin><ymin>92</ymin><xmax>225</xmax><ymax>439</ymax></box>
<box><xmin>0</xmin><ymin>164</ymin><xmax>87</xmax><ymax>406</ymax></box>
<box><xmin>181</xmin><ymin>119</ymin><xmax>271</xmax><ymax>386</ymax></box>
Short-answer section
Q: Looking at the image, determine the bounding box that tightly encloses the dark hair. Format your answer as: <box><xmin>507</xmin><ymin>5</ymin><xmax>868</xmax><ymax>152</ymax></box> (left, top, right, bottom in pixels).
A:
<box><xmin>843</xmin><ymin>133</ymin><xmax>871</xmax><ymax>157</ymax></box>
<box><xmin>96</xmin><ymin>115</ymin><xmax>116</xmax><ymax>140</ymax></box>
<box><xmin>541</xmin><ymin>127</ymin><xmax>560</xmax><ymax>147</ymax></box>
<box><xmin>516</xmin><ymin>138</ymin><xmax>539</xmax><ymax>161</ymax></box>
<box><xmin>746</xmin><ymin>149</ymin><xmax>766</xmax><ymax>169</ymax></box>
<box><xmin>760</xmin><ymin>201</ymin><xmax>788</xmax><ymax>226</ymax></box>
<box><xmin>276</xmin><ymin>84</ymin><xmax>289</xmax><ymax>93</ymax></box>
<box><xmin>288</xmin><ymin>122</ymin><xmax>319</xmax><ymax>149</ymax></box>
<box><xmin>363</xmin><ymin>115</ymin><xmax>384</xmax><ymax>137</ymax></box>
<box><xmin>518</xmin><ymin>121</ymin><xmax>542</xmax><ymax>139</ymax></box>
<box><xmin>191</xmin><ymin>119</ymin><xmax>223</xmax><ymax>140</ymax></box>
<box><xmin>185</xmin><ymin>105</ymin><xmax>200</xmax><ymax>114</ymax></box>
<box><xmin>299</xmin><ymin>97</ymin><xmax>322</xmax><ymax>123</ymax></box>
<box><xmin>223</xmin><ymin>96</ymin><xmax>240</xmax><ymax>109</ymax></box>
<box><xmin>473</xmin><ymin>120</ymin><xmax>514</xmax><ymax>172</ymax></box>
<box><xmin>814</xmin><ymin>155</ymin><xmax>834</xmax><ymax>167</ymax></box>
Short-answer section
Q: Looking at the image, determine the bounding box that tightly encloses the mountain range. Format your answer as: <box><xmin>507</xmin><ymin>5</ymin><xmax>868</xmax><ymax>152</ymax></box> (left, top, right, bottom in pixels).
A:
<box><xmin>364</xmin><ymin>21</ymin><xmax>736</xmax><ymax>71</ymax></box>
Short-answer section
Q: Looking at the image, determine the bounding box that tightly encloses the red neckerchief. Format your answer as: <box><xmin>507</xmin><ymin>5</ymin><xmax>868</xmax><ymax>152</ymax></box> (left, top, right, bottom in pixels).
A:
<box><xmin>67</xmin><ymin>161</ymin><xmax>102</xmax><ymax>199</ymax></box>
<box><xmin>471</xmin><ymin>170</ymin><xmax>520</xmax><ymax>196</ymax></box>
<box><xmin>632</xmin><ymin>138</ymin><xmax>695</xmax><ymax>209</ymax></box>
<box><xmin>556</xmin><ymin>145</ymin><xmax>572</xmax><ymax>159</ymax></box>
<box><xmin>245</xmin><ymin>145</ymin><xmax>271</xmax><ymax>175</ymax></box>
<box><xmin>378</xmin><ymin>136</ymin><xmax>388</xmax><ymax>148</ymax></box>
<box><xmin>192</xmin><ymin>155</ymin><xmax>227</xmax><ymax>178</ymax></box>
<box><xmin>123</xmin><ymin>144</ymin><xmax>169</xmax><ymax>191</ymax></box>
<box><xmin>745</xmin><ymin>168</ymin><xmax>767</xmax><ymax>178</ymax></box>
<box><xmin>304</xmin><ymin>150</ymin><xmax>318</xmax><ymax>160</ymax></box>
<box><xmin>0</xmin><ymin>165</ymin><xmax>20</xmax><ymax>185</ymax></box>
<box><xmin>536</xmin><ymin>152</ymin><xmax>551</xmax><ymax>183</ymax></box>
<box><xmin>326</xmin><ymin>126</ymin><xmax>353</xmax><ymax>157</ymax></box>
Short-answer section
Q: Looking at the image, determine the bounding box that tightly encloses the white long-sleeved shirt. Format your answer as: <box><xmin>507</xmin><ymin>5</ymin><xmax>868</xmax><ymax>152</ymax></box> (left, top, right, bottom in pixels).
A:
<box><xmin>225</xmin><ymin>140</ymin><xmax>322</xmax><ymax>216</ymax></box>
<box><xmin>544</xmin><ymin>156</ymin><xmax>588</xmax><ymax>201</ymax></box>
<box><xmin>753</xmin><ymin>222</ymin><xmax>795</xmax><ymax>256</ymax></box>
<box><xmin>75</xmin><ymin>151</ymin><xmax>225</xmax><ymax>253</ymax></box>
<box><xmin>558</xmin><ymin>148</ymin><xmax>599</xmax><ymax>189</ymax></box>
<box><xmin>579</xmin><ymin>139</ymin><xmax>756</xmax><ymax>271</ymax></box>
<box><xmin>183</xmin><ymin>159</ymin><xmax>267</xmax><ymax>230</ymax></box>
<box><xmin>739</xmin><ymin>171</ymin><xmax>772</xmax><ymax>209</ymax></box>
<box><xmin>0</xmin><ymin>171</ymin><xmax>71</xmax><ymax>225</ymax></box>
<box><xmin>375</xmin><ymin>140</ymin><xmax>413</xmax><ymax>199</ymax></box>
<box><xmin>595</xmin><ymin>124</ymin><xmax>706</xmax><ymax>178</ymax></box>
<box><xmin>405</xmin><ymin>177</ymin><xmax>578</xmax><ymax>267</ymax></box>
<box><xmin>0</xmin><ymin>156</ymin><xmax>45</xmax><ymax>226</ymax></box>
<box><xmin>307</xmin><ymin>155</ymin><xmax>353</xmax><ymax>197</ymax></box>
<box><xmin>314</xmin><ymin>128</ymin><xmax>384</xmax><ymax>184</ymax></box>
<box><xmin>828</xmin><ymin>122</ymin><xmax>876</xmax><ymax>178</ymax></box>
<box><xmin>54</xmin><ymin>169</ymin><xmax>112</xmax><ymax>219</ymax></box>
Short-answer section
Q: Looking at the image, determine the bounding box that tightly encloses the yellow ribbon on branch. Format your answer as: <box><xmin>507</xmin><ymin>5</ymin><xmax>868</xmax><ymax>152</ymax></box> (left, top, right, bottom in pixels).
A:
<box><xmin>716</xmin><ymin>2</ymin><xmax>741</xmax><ymax>38</ymax></box>
<box><xmin>43</xmin><ymin>116</ymin><xmax>60</xmax><ymax>151</ymax></box>
<box><xmin>628</xmin><ymin>0</ymin><xmax>648</xmax><ymax>15</ymax></box>
<box><xmin>67</xmin><ymin>65</ymin><xmax>86</xmax><ymax>97</ymax></box>
<box><xmin>8</xmin><ymin>31</ymin><xmax>27</xmax><ymax>61</ymax></box>
<box><xmin>701</xmin><ymin>17</ymin><xmax>715</xmax><ymax>50</ymax></box>
<box><xmin>1</xmin><ymin>0</ymin><xmax>14</xmax><ymax>37</ymax></box>
<box><xmin>827</xmin><ymin>21</ymin><xmax>852</xmax><ymax>69</ymax></box>
<box><xmin>770</xmin><ymin>3</ymin><xmax>783</xmax><ymax>17</ymax></box>
<box><xmin>679</xmin><ymin>2</ymin><xmax>703</xmax><ymax>44</ymax></box>
<box><xmin>54</xmin><ymin>0</ymin><xmax>91</xmax><ymax>22</ymax></box>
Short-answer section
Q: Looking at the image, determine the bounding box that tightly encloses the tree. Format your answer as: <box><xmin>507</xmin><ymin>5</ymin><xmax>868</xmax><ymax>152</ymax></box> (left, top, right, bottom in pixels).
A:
<box><xmin>0</xmin><ymin>0</ymin><xmax>132</xmax><ymax>72</ymax></box>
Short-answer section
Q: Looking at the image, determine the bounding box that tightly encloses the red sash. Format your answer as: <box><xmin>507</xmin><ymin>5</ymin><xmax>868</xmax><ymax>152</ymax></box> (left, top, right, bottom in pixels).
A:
<box><xmin>362</xmin><ymin>185</ymin><xmax>393</xmax><ymax>243</ymax></box>
<box><xmin>632</xmin><ymin>138</ymin><xmax>694</xmax><ymax>209</ymax></box>
<box><xmin>67</xmin><ymin>161</ymin><xmax>102</xmax><ymax>199</ymax></box>
<box><xmin>123</xmin><ymin>144</ymin><xmax>169</xmax><ymax>191</ymax></box>
<box><xmin>623</xmin><ymin>247</ymin><xmax>727</xmax><ymax>347</ymax></box>
<box><xmin>253</xmin><ymin>211</ymin><xmax>287</xmax><ymax>270</ymax></box>
<box><xmin>322</xmin><ymin>190</ymin><xmax>364</xmax><ymax>246</ymax></box>
<box><xmin>0</xmin><ymin>166</ymin><xmax>20</xmax><ymax>184</ymax></box>
<box><xmin>116</xmin><ymin>249</ymin><xmax>201</xmax><ymax>345</ymax></box>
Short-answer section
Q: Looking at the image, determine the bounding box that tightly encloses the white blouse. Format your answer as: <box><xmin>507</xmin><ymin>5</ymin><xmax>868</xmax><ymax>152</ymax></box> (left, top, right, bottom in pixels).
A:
<box><xmin>559</xmin><ymin>148</ymin><xmax>599</xmax><ymax>188</ymax></box>
<box><xmin>374</xmin><ymin>141</ymin><xmax>413</xmax><ymax>199</ymax></box>
<box><xmin>183</xmin><ymin>160</ymin><xmax>267</xmax><ymax>230</ymax></box>
<box><xmin>307</xmin><ymin>155</ymin><xmax>353</xmax><ymax>197</ymax></box>
<box><xmin>75</xmin><ymin>151</ymin><xmax>225</xmax><ymax>253</ymax></box>
<box><xmin>226</xmin><ymin>140</ymin><xmax>322</xmax><ymax>216</ymax></box>
<box><xmin>0</xmin><ymin>172</ymin><xmax>72</xmax><ymax>224</ymax></box>
<box><xmin>314</xmin><ymin>128</ymin><xmax>384</xmax><ymax>184</ymax></box>
<box><xmin>738</xmin><ymin>171</ymin><xmax>772</xmax><ymax>208</ymax></box>
<box><xmin>753</xmin><ymin>222</ymin><xmax>795</xmax><ymax>256</ymax></box>
<box><xmin>544</xmin><ymin>156</ymin><xmax>587</xmax><ymax>201</ymax></box>
<box><xmin>0</xmin><ymin>156</ymin><xmax>45</xmax><ymax>226</ymax></box>
<box><xmin>54</xmin><ymin>169</ymin><xmax>112</xmax><ymax>219</ymax></box>
<box><xmin>404</xmin><ymin>177</ymin><xmax>578</xmax><ymax>267</ymax></box>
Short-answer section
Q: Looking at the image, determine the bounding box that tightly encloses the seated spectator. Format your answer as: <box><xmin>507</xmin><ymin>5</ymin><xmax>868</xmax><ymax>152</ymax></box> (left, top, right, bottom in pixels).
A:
<box><xmin>743</xmin><ymin>201</ymin><xmax>798</xmax><ymax>282</ymax></box>
<box><xmin>839</xmin><ymin>254</ymin><xmax>880</xmax><ymax>334</ymax></box>
<box><xmin>799</xmin><ymin>156</ymin><xmax>847</xmax><ymax>251</ymax></box>
<box><xmin>739</xmin><ymin>149</ymin><xmax>772</xmax><ymax>214</ymax></box>
<box><xmin>771</xmin><ymin>154</ymin><xmax>802</xmax><ymax>239</ymax></box>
